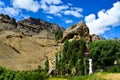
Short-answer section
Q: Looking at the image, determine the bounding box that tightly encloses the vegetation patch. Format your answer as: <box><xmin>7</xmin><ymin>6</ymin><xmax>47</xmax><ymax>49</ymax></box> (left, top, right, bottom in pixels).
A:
<box><xmin>0</xmin><ymin>66</ymin><xmax>46</xmax><ymax>80</ymax></box>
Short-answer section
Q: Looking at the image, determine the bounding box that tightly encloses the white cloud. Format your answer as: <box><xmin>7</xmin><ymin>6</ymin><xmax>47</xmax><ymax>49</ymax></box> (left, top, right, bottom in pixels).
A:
<box><xmin>85</xmin><ymin>1</ymin><xmax>120</xmax><ymax>35</ymax></box>
<box><xmin>0</xmin><ymin>6</ymin><xmax>25</xmax><ymax>19</ymax></box>
<box><xmin>4</xmin><ymin>7</ymin><xmax>20</xmax><ymax>16</ymax></box>
<box><xmin>0</xmin><ymin>0</ymin><xmax>29</xmax><ymax>20</ymax></box>
<box><xmin>85</xmin><ymin>14</ymin><xmax>96</xmax><ymax>22</ymax></box>
<box><xmin>0</xmin><ymin>0</ymin><xmax>20</xmax><ymax>17</ymax></box>
<box><xmin>12</xmin><ymin>0</ymin><xmax>40</xmax><ymax>12</ymax></box>
<box><xmin>68</xmin><ymin>3</ymin><xmax>73</xmax><ymax>6</ymax></box>
<box><xmin>63</xmin><ymin>10</ymin><xmax>83</xmax><ymax>18</ymax></box>
<box><xmin>63</xmin><ymin>7</ymin><xmax>83</xmax><ymax>18</ymax></box>
<box><xmin>40</xmin><ymin>0</ymin><xmax>83</xmax><ymax>18</ymax></box>
<box><xmin>70</xmin><ymin>7</ymin><xmax>83</xmax><ymax>12</ymax></box>
<box><xmin>0</xmin><ymin>0</ymin><xmax>4</xmax><ymax>6</ymax></box>
<box><xmin>40</xmin><ymin>0</ymin><xmax>68</xmax><ymax>16</ymax></box>
<box><xmin>40</xmin><ymin>0</ymin><xmax>62</xmax><ymax>5</ymax></box>
<box><xmin>45</xmin><ymin>5</ymin><xmax>68</xmax><ymax>17</ymax></box>
<box><xmin>46</xmin><ymin>16</ymin><xmax>53</xmax><ymax>19</ymax></box>
<box><xmin>65</xmin><ymin>20</ymin><xmax>73</xmax><ymax>24</ymax></box>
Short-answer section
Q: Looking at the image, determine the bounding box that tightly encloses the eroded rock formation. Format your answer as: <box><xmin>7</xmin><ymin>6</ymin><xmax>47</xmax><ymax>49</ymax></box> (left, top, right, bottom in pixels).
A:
<box><xmin>61</xmin><ymin>21</ymin><xmax>91</xmax><ymax>43</ymax></box>
<box><xmin>0</xmin><ymin>14</ymin><xmax>64</xmax><ymax>39</ymax></box>
<box><xmin>0</xmin><ymin>14</ymin><xmax>17</xmax><ymax>31</ymax></box>
<box><xmin>61</xmin><ymin>21</ymin><xmax>102</xmax><ymax>44</ymax></box>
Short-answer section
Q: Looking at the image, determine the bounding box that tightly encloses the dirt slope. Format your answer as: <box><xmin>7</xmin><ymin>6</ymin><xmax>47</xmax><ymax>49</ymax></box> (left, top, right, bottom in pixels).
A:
<box><xmin>0</xmin><ymin>31</ymin><xmax>60</xmax><ymax>71</ymax></box>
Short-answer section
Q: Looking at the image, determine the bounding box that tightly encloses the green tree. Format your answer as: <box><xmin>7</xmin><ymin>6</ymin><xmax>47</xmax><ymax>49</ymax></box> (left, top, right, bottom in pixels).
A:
<box><xmin>45</xmin><ymin>57</ymin><xmax>49</xmax><ymax>73</ymax></box>
<box><xmin>55</xmin><ymin>38</ymin><xmax>87</xmax><ymax>76</ymax></box>
<box><xmin>54</xmin><ymin>30</ymin><xmax>63</xmax><ymax>41</ymax></box>
<box><xmin>89</xmin><ymin>40</ymin><xmax>120</xmax><ymax>71</ymax></box>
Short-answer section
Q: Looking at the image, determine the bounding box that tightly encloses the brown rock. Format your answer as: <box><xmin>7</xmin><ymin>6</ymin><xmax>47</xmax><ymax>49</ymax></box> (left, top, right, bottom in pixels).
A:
<box><xmin>61</xmin><ymin>21</ymin><xmax>91</xmax><ymax>43</ymax></box>
<box><xmin>0</xmin><ymin>14</ymin><xmax>17</xmax><ymax>30</ymax></box>
<box><xmin>91</xmin><ymin>34</ymin><xmax>103</xmax><ymax>42</ymax></box>
<box><xmin>17</xmin><ymin>17</ymin><xmax>65</xmax><ymax>39</ymax></box>
<box><xmin>0</xmin><ymin>14</ymin><xmax>64</xmax><ymax>39</ymax></box>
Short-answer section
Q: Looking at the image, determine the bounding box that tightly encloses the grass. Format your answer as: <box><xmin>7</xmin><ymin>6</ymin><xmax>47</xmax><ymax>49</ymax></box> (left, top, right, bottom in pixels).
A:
<box><xmin>48</xmin><ymin>72</ymin><xmax>120</xmax><ymax>80</ymax></box>
<box><xmin>48</xmin><ymin>77</ymin><xmax>67</xmax><ymax>80</ymax></box>
<box><xmin>68</xmin><ymin>73</ymin><xmax>106</xmax><ymax>80</ymax></box>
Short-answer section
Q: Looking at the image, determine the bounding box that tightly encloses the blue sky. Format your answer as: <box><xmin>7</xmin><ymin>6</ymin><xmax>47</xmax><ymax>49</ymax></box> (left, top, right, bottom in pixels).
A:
<box><xmin>0</xmin><ymin>0</ymin><xmax>120</xmax><ymax>39</ymax></box>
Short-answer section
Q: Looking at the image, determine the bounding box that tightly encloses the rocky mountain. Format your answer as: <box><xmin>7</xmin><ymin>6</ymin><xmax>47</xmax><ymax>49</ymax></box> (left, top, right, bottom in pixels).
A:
<box><xmin>17</xmin><ymin>17</ymin><xmax>64</xmax><ymax>38</ymax></box>
<box><xmin>0</xmin><ymin>14</ymin><xmax>102</xmax><ymax>71</ymax></box>
<box><xmin>61</xmin><ymin>21</ymin><xmax>102</xmax><ymax>45</ymax></box>
<box><xmin>0</xmin><ymin>14</ymin><xmax>64</xmax><ymax>70</ymax></box>
<box><xmin>0</xmin><ymin>14</ymin><xmax>17</xmax><ymax>31</ymax></box>
<box><xmin>0</xmin><ymin>31</ymin><xmax>60</xmax><ymax>71</ymax></box>
<box><xmin>0</xmin><ymin>14</ymin><xmax>64</xmax><ymax>39</ymax></box>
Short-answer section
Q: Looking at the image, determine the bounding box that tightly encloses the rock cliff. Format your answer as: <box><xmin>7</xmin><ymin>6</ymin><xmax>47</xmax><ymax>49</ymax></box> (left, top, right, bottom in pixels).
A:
<box><xmin>61</xmin><ymin>21</ymin><xmax>102</xmax><ymax>44</ymax></box>
<box><xmin>17</xmin><ymin>17</ymin><xmax>64</xmax><ymax>38</ymax></box>
<box><xmin>0</xmin><ymin>14</ymin><xmax>17</xmax><ymax>31</ymax></box>
<box><xmin>0</xmin><ymin>14</ymin><xmax>64</xmax><ymax>39</ymax></box>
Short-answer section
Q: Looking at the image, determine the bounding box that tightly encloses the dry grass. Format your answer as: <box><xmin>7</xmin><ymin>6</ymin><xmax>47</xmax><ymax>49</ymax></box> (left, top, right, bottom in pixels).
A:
<box><xmin>48</xmin><ymin>73</ymin><xmax>120</xmax><ymax>80</ymax></box>
<box><xmin>0</xmin><ymin>31</ymin><xmax>60</xmax><ymax>71</ymax></box>
<box><xmin>102</xmin><ymin>73</ymin><xmax>120</xmax><ymax>80</ymax></box>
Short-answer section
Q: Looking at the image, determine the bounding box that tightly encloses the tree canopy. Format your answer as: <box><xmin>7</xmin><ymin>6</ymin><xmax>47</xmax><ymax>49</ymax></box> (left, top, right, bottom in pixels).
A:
<box><xmin>55</xmin><ymin>38</ymin><xmax>88</xmax><ymax>76</ymax></box>
<box><xmin>54</xmin><ymin>30</ymin><xmax>63</xmax><ymax>41</ymax></box>
<box><xmin>89</xmin><ymin>40</ymin><xmax>120</xmax><ymax>71</ymax></box>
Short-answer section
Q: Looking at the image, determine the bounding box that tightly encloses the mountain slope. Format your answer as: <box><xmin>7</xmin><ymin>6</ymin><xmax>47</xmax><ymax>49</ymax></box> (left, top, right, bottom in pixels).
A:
<box><xmin>0</xmin><ymin>31</ymin><xmax>60</xmax><ymax>71</ymax></box>
<box><xmin>0</xmin><ymin>14</ymin><xmax>63</xmax><ymax>71</ymax></box>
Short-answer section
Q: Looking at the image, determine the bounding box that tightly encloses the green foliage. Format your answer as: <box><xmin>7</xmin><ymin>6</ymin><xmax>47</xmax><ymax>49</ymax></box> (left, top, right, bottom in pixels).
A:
<box><xmin>54</xmin><ymin>30</ymin><xmax>63</xmax><ymax>41</ymax></box>
<box><xmin>45</xmin><ymin>57</ymin><xmax>49</xmax><ymax>73</ymax></box>
<box><xmin>0</xmin><ymin>66</ymin><xmax>46</xmax><ymax>80</ymax></box>
<box><xmin>55</xmin><ymin>38</ymin><xmax>88</xmax><ymax>76</ymax></box>
<box><xmin>89</xmin><ymin>40</ymin><xmax>120</xmax><ymax>71</ymax></box>
<box><xmin>68</xmin><ymin>74</ymin><xmax>106</xmax><ymax>80</ymax></box>
<box><xmin>107</xmin><ymin>65</ymin><xmax>120</xmax><ymax>72</ymax></box>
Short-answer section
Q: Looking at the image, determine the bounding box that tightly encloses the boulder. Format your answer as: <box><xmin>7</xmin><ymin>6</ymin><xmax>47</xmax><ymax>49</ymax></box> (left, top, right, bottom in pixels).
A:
<box><xmin>91</xmin><ymin>34</ymin><xmax>103</xmax><ymax>42</ymax></box>
<box><xmin>61</xmin><ymin>21</ymin><xmax>91</xmax><ymax>44</ymax></box>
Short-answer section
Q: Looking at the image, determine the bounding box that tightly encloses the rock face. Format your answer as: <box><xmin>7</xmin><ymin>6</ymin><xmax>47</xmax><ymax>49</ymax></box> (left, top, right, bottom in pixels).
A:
<box><xmin>91</xmin><ymin>34</ymin><xmax>103</xmax><ymax>42</ymax></box>
<box><xmin>17</xmin><ymin>17</ymin><xmax>64</xmax><ymax>38</ymax></box>
<box><xmin>0</xmin><ymin>14</ymin><xmax>17</xmax><ymax>31</ymax></box>
<box><xmin>0</xmin><ymin>14</ymin><xmax>64</xmax><ymax>39</ymax></box>
<box><xmin>61</xmin><ymin>21</ymin><xmax>102</xmax><ymax>44</ymax></box>
<box><xmin>62</xmin><ymin>21</ymin><xmax>91</xmax><ymax>44</ymax></box>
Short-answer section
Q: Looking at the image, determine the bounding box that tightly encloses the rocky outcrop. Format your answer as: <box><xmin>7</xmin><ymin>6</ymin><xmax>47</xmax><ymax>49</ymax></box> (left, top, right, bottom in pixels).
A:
<box><xmin>0</xmin><ymin>14</ymin><xmax>64</xmax><ymax>39</ymax></box>
<box><xmin>61</xmin><ymin>21</ymin><xmax>103</xmax><ymax>45</ymax></box>
<box><xmin>91</xmin><ymin>34</ymin><xmax>103</xmax><ymax>42</ymax></box>
<box><xmin>61</xmin><ymin>21</ymin><xmax>91</xmax><ymax>44</ymax></box>
<box><xmin>17</xmin><ymin>17</ymin><xmax>64</xmax><ymax>38</ymax></box>
<box><xmin>0</xmin><ymin>14</ymin><xmax>17</xmax><ymax>31</ymax></box>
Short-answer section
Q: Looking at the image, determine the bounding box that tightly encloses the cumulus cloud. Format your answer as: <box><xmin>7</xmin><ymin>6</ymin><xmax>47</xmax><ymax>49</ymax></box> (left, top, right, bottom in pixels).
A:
<box><xmin>4</xmin><ymin>7</ymin><xmax>20</xmax><ymax>16</ymax></box>
<box><xmin>85</xmin><ymin>14</ymin><xmax>96</xmax><ymax>22</ymax></box>
<box><xmin>65</xmin><ymin>20</ymin><xmax>73</xmax><ymax>24</ymax></box>
<box><xmin>0</xmin><ymin>0</ymin><xmax>29</xmax><ymax>20</ymax></box>
<box><xmin>0</xmin><ymin>0</ymin><xmax>83</xmax><ymax>20</ymax></box>
<box><xmin>85</xmin><ymin>1</ymin><xmax>120</xmax><ymax>35</ymax></box>
<box><xmin>0</xmin><ymin>0</ymin><xmax>20</xmax><ymax>17</ymax></box>
<box><xmin>12</xmin><ymin>0</ymin><xmax>40</xmax><ymax>12</ymax></box>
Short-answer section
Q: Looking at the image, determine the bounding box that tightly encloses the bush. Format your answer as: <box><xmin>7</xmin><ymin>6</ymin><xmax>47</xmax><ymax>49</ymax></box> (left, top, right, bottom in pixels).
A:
<box><xmin>0</xmin><ymin>66</ymin><xmax>47</xmax><ymax>80</ymax></box>
<box><xmin>54</xmin><ymin>30</ymin><xmax>63</xmax><ymax>41</ymax></box>
<box><xmin>107</xmin><ymin>65</ymin><xmax>120</xmax><ymax>72</ymax></box>
<box><xmin>89</xmin><ymin>40</ymin><xmax>120</xmax><ymax>71</ymax></box>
